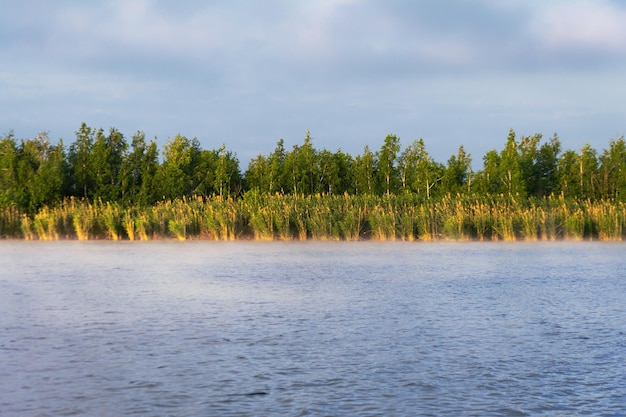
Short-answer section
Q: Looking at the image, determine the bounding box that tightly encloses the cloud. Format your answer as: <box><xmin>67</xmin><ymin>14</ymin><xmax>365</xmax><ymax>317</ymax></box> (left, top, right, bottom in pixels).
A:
<box><xmin>529</xmin><ymin>0</ymin><xmax>626</xmax><ymax>53</ymax></box>
<box><xmin>7</xmin><ymin>1</ymin><xmax>626</xmax><ymax>81</ymax></box>
<box><xmin>2</xmin><ymin>0</ymin><xmax>626</xmax><ymax>164</ymax></box>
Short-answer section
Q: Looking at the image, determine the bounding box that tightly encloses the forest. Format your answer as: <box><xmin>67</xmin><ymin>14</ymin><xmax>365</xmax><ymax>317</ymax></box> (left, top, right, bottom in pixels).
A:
<box><xmin>1</xmin><ymin>123</ymin><xmax>625</xmax><ymax>240</ymax></box>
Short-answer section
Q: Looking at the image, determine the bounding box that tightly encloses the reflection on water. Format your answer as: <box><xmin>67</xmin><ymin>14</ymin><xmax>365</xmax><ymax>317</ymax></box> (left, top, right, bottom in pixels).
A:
<box><xmin>1</xmin><ymin>241</ymin><xmax>625</xmax><ymax>416</ymax></box>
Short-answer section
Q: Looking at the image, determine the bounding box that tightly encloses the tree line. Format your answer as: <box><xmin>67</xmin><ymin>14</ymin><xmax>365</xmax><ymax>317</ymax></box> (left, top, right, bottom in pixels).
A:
<box><xmin>2</xmin><ymin>123</ymin><xmax>626</xmax><ymax>215</ymax></box>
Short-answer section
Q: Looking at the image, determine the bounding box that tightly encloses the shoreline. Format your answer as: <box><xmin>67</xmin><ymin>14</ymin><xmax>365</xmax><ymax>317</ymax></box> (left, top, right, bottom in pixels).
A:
<box><xmin>0</xmin><ymin>234</ymin><xmax>621</xmax><ymax>242</ymax></box>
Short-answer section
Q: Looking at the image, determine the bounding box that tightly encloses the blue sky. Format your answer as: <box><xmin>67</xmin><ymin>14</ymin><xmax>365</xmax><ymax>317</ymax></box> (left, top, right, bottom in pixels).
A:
<box><xmin>2</xmin><ymin>0</ymin><xmax>626</xmax><ymax>167</ymax></box>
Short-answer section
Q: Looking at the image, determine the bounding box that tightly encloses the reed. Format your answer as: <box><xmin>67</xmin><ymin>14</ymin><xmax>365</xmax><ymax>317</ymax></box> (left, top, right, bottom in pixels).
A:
<box><xmin>469</xmin><ymin>200</ymin><xmax>491</xmax><ymax>241</ymax></box>
<box><xmin>562</xmin><ymin>205</ymin><xmax>585</xmax><ymax>240</ymax></box>
<box><xmin>390</xmin><ymin>194</ymin><xmax>416</xmax><ymax>241</ymax></box>
<box><xmin>20</xmin><ymin>214</ymin><xmax>34</xmax><ymax>240</ymax></box>
<box><xmin>396</xmin><ymin>202</ymin><xmax>416</xmax><ymax>241</ymax></box>
<box><xmin>252</xmin><ymin>207</ymin><xmax>274</xmax><ymax>240</ymax></box>
<box><xmin>367</xmin><ymin>200</ymin><xmax>396</xmax><ymax>241</ymax></box>
<box><xmin>33</xmin><ymin>207</ymin><xmax>59</xmax><ymax>240</ymax></box>
<box><xmin>439</xmin><ymin>196</ymin><xmax>470</xmax><ymax>241</ymax></box>
<box><xmin>272</xmin><ymin>194</ymin><xmax>293</xmax><ymax>240</ymax></box>
<box><xmin>517</xmin><ymin>206</ymin><xmax>533</xmax><ymax>241</ymax></box>
<box><xmin>168</xmin><ymin>218</ymin><xmax>186</xmax><ymax>240</ymax></box>
<box><xmin>585</xmin><ymin>200</ymin><xmax>624</xmax><ymax>241</ymax></box>
<box><xmin>307</xmin><ymin>195</ymin><xmax>336</xmax><ymax>240</ymax></box>
<box><xmin>101</xmin><ymin>201</ymin><xmax>122</xmax><ymax>240</ymax></box>
<box><xmin>164</xmin><ymin>197</ymin><xmax>202</xmax><ymax>240</ymax></box>
<box><xmin>202</xmin><ymin>203</ymin><xmax>222</xmax><ymax>240</ymax></box>
<box><xmin>415</xmin><ymin>204</ymin><xmax>433</xmax><ymax>241</ymax></box>
<box><xmin>225</xmin><ymin>198</ymin><xmax>243</xmax><ymax>240</ymax></box>
<box><xmin>52</xmin><ymin>200</ymin><xmax>74</xmax><ymax>239</ymax></box>
<box><xmin>537</xmin><ymin>207</ymin><xmax>552</xmax><ymax>241</ymax></box>
<box><xmin>244</xmin><ymin>191</ymin><xmax>275</xmax><ymax>240</ymax></box>
<box><xmin>5</xmin><ymin>192</ymin><xmax>626</xmax><ymax>241</ymax></box>
<box><xmin>122</xmin><ymin>207</ymin><xmax>136</xmax><ymax>240</ymax></box>
<box><xmin>70</xmin><ymin>199</ymin><xmax>94</xmax><ymax>240</ymax></box>
<box><xmin>135</xmin><ymin>211</ymin><xmax>151</xmax><ymax>240</ymax></box>
<box><xmin>291</xmin><ymin>195</ymin><xmax>308</xmax><ymax>240</ymax></box>
<box><xmin>203</xmin><ymin>196</ymin><xmax>241</xmax><ymax>240</ymax></box>
<box><xmin>336</xmin><ymin>193</ymin><xmax>363</xmax><ymax>241</ymax></box>
<box><xmin>491</xmin><ymin>200</ymin><xmax>516</xmax><ymax>241</ymax></box>
<box><xmin>151</xmin><ymin>202</ymin><xmax>167</xmax><ymax>238</ymax></box>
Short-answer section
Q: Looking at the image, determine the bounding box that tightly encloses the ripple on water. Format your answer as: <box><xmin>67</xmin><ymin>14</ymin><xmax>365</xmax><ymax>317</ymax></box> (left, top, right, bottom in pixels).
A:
<box><xmin>1</xmin><ymin>241</ymin><xmax>625</xmax><ymax>416</ymax></box>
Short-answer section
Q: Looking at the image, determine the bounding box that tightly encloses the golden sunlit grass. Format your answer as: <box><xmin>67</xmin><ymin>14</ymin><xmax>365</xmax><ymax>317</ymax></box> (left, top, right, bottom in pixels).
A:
<box><xmin>1</xmin><ymin>194</ymin><xmax>625</xmax><ymax>241</ymax></box>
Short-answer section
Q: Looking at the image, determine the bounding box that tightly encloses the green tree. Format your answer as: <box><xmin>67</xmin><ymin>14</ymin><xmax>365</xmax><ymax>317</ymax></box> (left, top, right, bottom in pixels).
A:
<box><xmin>473</xmin><ymin>149</ymin><xmax>501</xmax><ymax>195</ymax></box>
<box><xmin>534</xmin><ymin>134</ymin><xmax>561</xmax><ymax>197</ymax></box>
<box><xmin>137</xmin><ymin>140</ymin><xmax>159</xmax><ymax>205</ymax></box>
<box><xmin>1</xmin><ymin>131</ymin><xmax>68</xmax><ymax>211</ymax></box>
<box><xmin>68</xmin><ymin>123</ymin><xmax>95</xmax><ymax>198</ymax></box>
<box><xmin>500</xmin><ymin>129</ymin><xmax>524</xmax><ymax>197</ymax></box>
<box><xmin>0</xmin><ymin>132</ymin><xmax>20</xmax><ymax>207</ymax></box>
<box><xmin>598</xmin><ymin>137</ymin><xmax>626</xmax><ymax>200</ymax></box>
<box><xmin>90</xmin><ymin>128</ymin><xmax>128</xmax><ymax>201</ymax></box>
<box><xmin>244</xmin><ymin>140</ymin><xmax>288</xmax><ymax>194</ymax></box>
<box><xmin>282</xmin><ymin>145</ymin><xmax>300</xmax><ymax>194</ymax></box>
<box><xmin>333</xmin><ymin>150</ymin><xmax>354</xmax><ymax>195</ymax></box>
<box><xmin>282</xmin><ymin>131</ymin><xmax>318</xmax><ymax>195</ymax></box>
<box><xmin>557</xmin><ymin>144</ymin><xmax>598</xmax><ymax>200</ymax></box>
<box><xmin>442</xmin><ymin>145</ymin><xmax>472</xmax><ymax>195</ymax></box>
<box><xmin>157</xmin><ymin>134</ymin><xmax>202</xmax><ymax>199</ymax></box>
<box><xmin>557</xmin><ymin>149</ymin><xmax>581</xmax><ymax>198</ymax></box>
<box><xmin>194</xmin><ymin>149</ymin><xmax>218</xmax><ymax>197</ymax></box>
<box><xmin>268</xmin><ymin>139</ymin><xmax>287</xmax><ymax>193</ymax></box>
<box><xmin>515</xmin><ymin>132</ymin><xmax>561</xmax><ymax>198</ymax></box>
<box><xmin>245</xmin><ymin>153</ymin><xmax>269</xmax><ymax>193</ymax></box>
<box><xmin>213</xmin><ymin>145</ymin><xmax>242</xmax><ymax>197</ymax></box>
<box><xmin>297</xmin><ymin>130</ymin><xmax>317</xmax><ymax>194</ymax></box>
<box><xmin>579</xmin><ymin>144</ymin><xmax>599</xmax><ymax>200</ymax></box>
<box><xmin>557</xmin><ymin>144</ymin><xmax>599</xmax><ymax>200</ymax></box>
<box><xmin>353</xmin><ymin>145</ymin><xmax>376</xmax><ymax>195</ymax></box>
<box><xmin>23</xmin><ymin>133</ymin><xmax>68</xmax><ymax>211</ymax></box>
<box><xmin>317</xmin><ymin>149</ymin><xmax>353</xmax><ymax>195</ymax></box>
<box><xmin>398</xmin><ymin>139</ymin><xmax>442</xmax><ymax>198</ymax></box>
<box><xmin>316</xmin><ymin>149</ymin><xmax>335</xmax><ymax>194</ymax></box>
<box><xmin>376</xmin><ymin>134</ymin><xmax>401</xmax><ymax>196</ymax></box>
<box><xmin>121</xmin><ymin>131</ymin><xmax>159</xmax><ymax>205</ymax></box>
<box><xmin>518</xmin><ymin>133</ymin><xmax>541</xmax><ymax>197</ymax></box>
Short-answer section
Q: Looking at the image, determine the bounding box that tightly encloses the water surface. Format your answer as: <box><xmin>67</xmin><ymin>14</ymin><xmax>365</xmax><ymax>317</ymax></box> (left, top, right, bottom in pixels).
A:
<box><xmin>1</xmin><ymin>241</ymin><xmax>625</xmax><ymax>416</ymax></box>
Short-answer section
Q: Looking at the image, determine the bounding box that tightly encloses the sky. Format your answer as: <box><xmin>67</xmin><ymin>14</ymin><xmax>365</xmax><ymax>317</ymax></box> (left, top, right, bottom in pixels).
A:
<box><xmin>2</xmin><ymin>0</ymin><xmax>626</xmax><ymax>168</ymax></box>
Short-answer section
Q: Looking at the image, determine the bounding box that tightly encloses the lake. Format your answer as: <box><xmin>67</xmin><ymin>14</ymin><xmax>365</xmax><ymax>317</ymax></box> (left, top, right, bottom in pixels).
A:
<box><xmin>1</xmin><ymin>241</ymin><xmax>625</xmax><ymax>416</ymax></box>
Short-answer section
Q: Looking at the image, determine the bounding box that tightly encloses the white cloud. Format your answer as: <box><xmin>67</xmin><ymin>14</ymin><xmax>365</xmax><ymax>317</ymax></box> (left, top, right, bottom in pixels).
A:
<box><xmin>2</xmin><ymin>0</ymin><xmax>626</xmax><ymax>160</ymax></box>
<box><xmin>55</xmin><ymin>1</ymin><xmax>221</xmax><ymax>55</ymax></box>
<box><xmin>290</xmin><ymin>0</ymin><xmax>362</xmax><ymax>51</ymax></box>
<box><xmin>530</xmin><ymin>0</ymin><xmax>626</xmax><ymax>52</ymax></box>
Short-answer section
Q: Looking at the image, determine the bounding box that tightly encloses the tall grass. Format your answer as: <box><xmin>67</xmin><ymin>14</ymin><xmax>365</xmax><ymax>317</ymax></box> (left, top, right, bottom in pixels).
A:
<box><xmin>367</xmin><ymin>200</ymin><xmax>396</xmax><ymax>241</ymax></box>
<box><xmin>71</xmin><ymin>199</ymin><xmax>94</xmax><ymax>240</ymax></box>
<box><xmin>438</xmin><ymin>196</ymin><xmax>470</xmax><ymax>241</ymax></box>
<box><xmin>101</xmin><ymin>201</ymin><xmax>122</xmax><ymax>240</ymax></box>
<box><xmin>20</xmin><ymin>214</ymin><xmax>35</xmax><ymax>240</ymax></box>
<box><xmin>337</xmin><ymin>193</ymin><xmax>364</xmax><ymax>241</ymax></box>
<box><xmin>244</xmin><ymin>191</ymin><xmax>275</xmax><ymax>240</ymax></box>
<box><xmin>2</xmin><ymin>193</ymin><xmax>626</xmax><ymax>241</ymax></box>
<box><xmin>33</xmin><ymin>207</ymin><xmax>59</xmax><ymax>240</ymax></box>
<box><xmin>585</xmin><ymin>200</ymin><xmax>625</xmax><ymax>241</ymax></box>
<box><xmin>122</xmin><ymin>208</ymin><xmax>136</xmax><ymax>241</ymax></box>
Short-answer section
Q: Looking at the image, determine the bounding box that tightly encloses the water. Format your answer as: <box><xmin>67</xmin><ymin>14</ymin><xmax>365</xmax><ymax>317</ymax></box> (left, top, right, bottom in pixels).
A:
<box><xmin>1</xmin><ymin>241</ymin><xmax>625</xmax><ymax>416</ymax></box>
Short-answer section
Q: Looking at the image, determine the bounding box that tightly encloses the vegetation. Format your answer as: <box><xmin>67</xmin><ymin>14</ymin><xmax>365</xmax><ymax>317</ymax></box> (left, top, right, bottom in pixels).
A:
<box><xmin>2</xmin><ymin>124</ymin><xmax>626</xmax><ymax>241</ymax></box>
